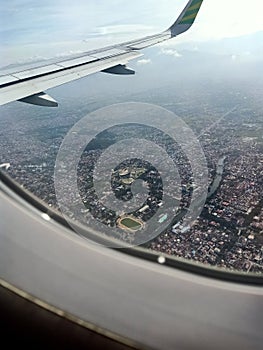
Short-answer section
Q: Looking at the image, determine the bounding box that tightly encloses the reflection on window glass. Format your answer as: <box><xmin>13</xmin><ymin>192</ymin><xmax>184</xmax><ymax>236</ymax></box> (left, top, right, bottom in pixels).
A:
<box><xmin>0</xmin><ymin>1</ymin><xmax>262</xmax><ymax>275</ymax></box>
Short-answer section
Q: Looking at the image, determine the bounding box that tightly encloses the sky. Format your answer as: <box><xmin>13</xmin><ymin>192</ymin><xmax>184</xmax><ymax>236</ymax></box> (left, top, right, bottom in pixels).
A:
<box><xmin>0</xmin><ymin>0</ymin><xmax>263</xmax><ymax>67</ymax></box>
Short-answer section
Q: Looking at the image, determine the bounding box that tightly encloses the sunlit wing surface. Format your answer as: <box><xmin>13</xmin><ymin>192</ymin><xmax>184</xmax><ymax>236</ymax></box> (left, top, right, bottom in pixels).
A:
<box><xmin>0</xmin><ymin>0</ymin><xmax>203</xmax><ymax>107</ymax></box>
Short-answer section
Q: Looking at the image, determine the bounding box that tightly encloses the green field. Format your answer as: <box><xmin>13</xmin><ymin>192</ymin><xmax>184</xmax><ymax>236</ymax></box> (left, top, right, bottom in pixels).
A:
<box><xmin>119</xmin><ymin>217</ymin><xmax>142</xmax><ymax>230</ymax></box>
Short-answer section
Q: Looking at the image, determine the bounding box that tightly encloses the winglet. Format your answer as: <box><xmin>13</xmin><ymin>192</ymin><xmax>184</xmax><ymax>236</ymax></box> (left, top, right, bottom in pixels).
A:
<box><xmin>168</xmin><ymin>0</ymin><xmax>204</xmax><ymax>37</ymax></box>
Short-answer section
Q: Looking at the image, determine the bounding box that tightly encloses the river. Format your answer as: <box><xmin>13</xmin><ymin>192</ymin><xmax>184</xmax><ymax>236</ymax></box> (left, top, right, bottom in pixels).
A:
<box><xmin>207</xmin><ymin>156</ymin><xmax>226</xmax><ymax>198</ymax></box>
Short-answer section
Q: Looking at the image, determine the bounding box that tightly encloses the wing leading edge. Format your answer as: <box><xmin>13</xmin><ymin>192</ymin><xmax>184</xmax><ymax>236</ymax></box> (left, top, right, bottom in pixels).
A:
<box><xmin>0</xmin><ymin>0</ymin><xmax>204</xmax><ymax>107</ymax></box>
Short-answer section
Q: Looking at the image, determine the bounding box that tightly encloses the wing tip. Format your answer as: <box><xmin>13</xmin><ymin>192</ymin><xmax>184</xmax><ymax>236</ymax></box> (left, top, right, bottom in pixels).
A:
<box><xmin>168</xmin><ymin>0</ymin><xmax>204</xmax><ymax>37</ymax></box>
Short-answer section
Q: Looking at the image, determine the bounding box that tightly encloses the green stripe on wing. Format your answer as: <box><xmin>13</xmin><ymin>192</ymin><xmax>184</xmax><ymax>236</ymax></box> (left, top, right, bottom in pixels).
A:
<box><xmin>179</xmin><ymin>0</ymin><xmax>203</xmax><ymax>25</ymax></box>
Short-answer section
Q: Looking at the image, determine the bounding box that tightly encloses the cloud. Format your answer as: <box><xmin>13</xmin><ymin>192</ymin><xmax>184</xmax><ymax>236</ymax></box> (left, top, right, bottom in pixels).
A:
<box><xmin>137</xmin><ymin>58</ymin><xmax>152</xmax><ymax>65</ymax></box>
<box><xmin>94</xmin><ymin>24</ymin><xmax>154</xmax><ymax>36</ymax></box>
<box><xmin>160</xmin><ymin>48</ymin><xmax>182</xmax><ymax>58</ymax></box>
<box><xmin>230</xmin><ymin>51</ymin><xmax>254</xmax><ymax>63</ymax></box>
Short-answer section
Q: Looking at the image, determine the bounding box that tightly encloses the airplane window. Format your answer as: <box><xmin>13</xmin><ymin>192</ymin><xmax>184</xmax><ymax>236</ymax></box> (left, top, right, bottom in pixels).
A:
<box><xmin>1</xmin><ymin>0</ymin><xmax>263</xmax><ymax>279</ymax></box>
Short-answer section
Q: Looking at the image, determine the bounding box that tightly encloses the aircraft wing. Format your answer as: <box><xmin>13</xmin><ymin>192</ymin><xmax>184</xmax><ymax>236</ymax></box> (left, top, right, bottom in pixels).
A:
<box><xmin>0</xmin><ymin>0</ymin><xmax>203</xmax><ymax>107</ymax></box>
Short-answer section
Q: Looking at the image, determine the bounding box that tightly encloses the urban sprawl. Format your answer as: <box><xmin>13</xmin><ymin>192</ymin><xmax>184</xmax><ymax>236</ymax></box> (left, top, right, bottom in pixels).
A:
<box><xmin>0</xmin><ymin>82</ymin><xmax>262</xmax><ymax>274</ymax></box>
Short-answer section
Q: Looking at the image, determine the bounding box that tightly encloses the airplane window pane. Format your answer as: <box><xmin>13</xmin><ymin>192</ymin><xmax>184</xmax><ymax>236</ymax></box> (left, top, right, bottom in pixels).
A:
<box><xmin>0</xmin><ymin>1</ymin><xmax>262</xmax><ymax>276</ymax></box>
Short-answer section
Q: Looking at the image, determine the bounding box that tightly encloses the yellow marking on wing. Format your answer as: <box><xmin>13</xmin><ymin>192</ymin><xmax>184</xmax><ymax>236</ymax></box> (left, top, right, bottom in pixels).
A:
<box><xmin>188</xmin><ymin>1</ymin><xmax>203</xmax><ymax>13</ymax></box>
<box><xmin>180</xmin><ymin>13</ymin><xmax>198</xmax><ymax>23</ymax></box>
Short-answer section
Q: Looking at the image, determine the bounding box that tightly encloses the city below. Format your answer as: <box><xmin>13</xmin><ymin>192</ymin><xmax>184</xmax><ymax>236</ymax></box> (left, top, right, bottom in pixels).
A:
<box><xmin>0</xmin><ymin>78</ymin><xmax>262</xmax><ymax>274</ymax></box>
